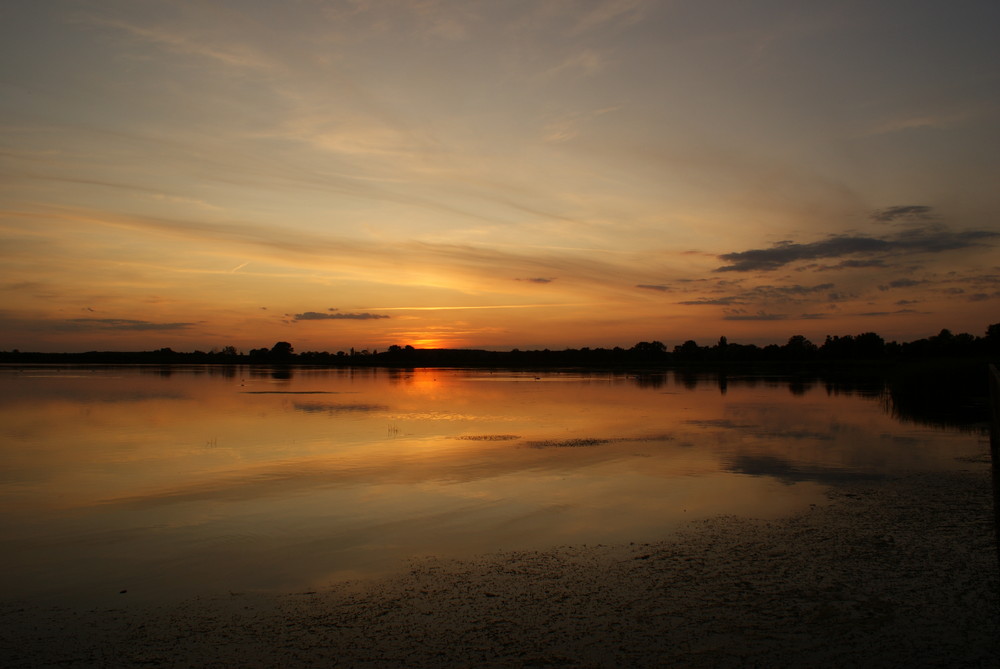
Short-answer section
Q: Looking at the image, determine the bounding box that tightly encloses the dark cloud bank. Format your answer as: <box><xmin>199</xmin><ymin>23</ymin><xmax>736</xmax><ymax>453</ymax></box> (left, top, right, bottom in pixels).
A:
<box><xmin>294</xmin><ymin>311</ymin><xmax>390</xmax><ymax>321</ymax></box>
<box><xmin>716</xmin><ymin>224</ymin><xmax>998</xmax><ymax>273</ymax></box>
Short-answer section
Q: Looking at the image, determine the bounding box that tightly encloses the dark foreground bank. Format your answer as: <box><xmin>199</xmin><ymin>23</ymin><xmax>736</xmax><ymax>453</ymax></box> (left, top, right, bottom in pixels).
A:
<box><xmin>3</xmin><ymin>460</ymin><xmax>998</xmax><ymax>668</ymax></box>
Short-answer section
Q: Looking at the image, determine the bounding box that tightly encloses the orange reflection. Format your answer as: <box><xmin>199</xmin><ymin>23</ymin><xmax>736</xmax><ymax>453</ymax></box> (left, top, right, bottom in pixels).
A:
<box><xmin>404</xmin><ymin>367</ymin><xmax>448</xmax><ymax>392</ymax></box>
<box><xmin>0</xmin><ymin>366</ymin><xmax>984</xmax><ymax>604</ymax></box>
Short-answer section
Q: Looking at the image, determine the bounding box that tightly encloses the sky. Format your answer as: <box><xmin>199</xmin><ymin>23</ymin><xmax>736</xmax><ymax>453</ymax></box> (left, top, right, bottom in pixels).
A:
<box><xmin>1</xmin><ymin>0</ymin><xmax>999</xmax><ymax>353</ymax></box>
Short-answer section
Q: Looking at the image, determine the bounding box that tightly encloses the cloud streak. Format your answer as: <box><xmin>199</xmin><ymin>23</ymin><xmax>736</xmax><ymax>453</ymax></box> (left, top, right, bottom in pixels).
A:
<box><xmin>870</xmin><ymin>205</ymin><xmax>932</xmax><ymax>223</ymax></box>
<box><xmin>722</xmin><ymin>312</ymin><xmax>788</xmax><ymax>321</ymax></box>
<box><xmin>293</xmin><ymin>311</ymin><xmax>390</xmax><ymax>321</ymax></box>
<box><xmin>63</xmin><ymin>318</ymin><xmax>195</xmax><ymax>332</ymax></box>
<box><xmin>9</xmin><ymin>204</ymin><xmax>664</xmax><ymax>298</ymax></box>
<box><xmin>679</xmin><ymin>283</ymin><xmax>835</xmax><ymax>306</ymax></box>
<box><xmin>878</xmin><ymin>278</ymin><xmax>926</xmax><ymax>291</ymax></box>
<box><xmin>716</xmin><ymin>227</ymin><xmax>998</xmax><ymax>273</ymax></box>
<box><xmin>91</xmin><ymin>16</ymin><xmax>280</xmax><ymax>73</ymax></box>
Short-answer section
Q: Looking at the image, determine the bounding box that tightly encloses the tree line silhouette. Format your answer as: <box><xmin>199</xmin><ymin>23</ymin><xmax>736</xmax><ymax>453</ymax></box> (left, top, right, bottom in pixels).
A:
<box><xmin>1</xmin><ymin>323</ymin><xmax>998</xmax><ymax>367</ymax></box>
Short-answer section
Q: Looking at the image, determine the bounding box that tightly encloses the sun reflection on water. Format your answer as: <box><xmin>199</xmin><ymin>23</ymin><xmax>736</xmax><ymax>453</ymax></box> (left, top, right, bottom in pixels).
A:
<box><xmin>0</xmin><ymin>365</ymin><xmax>984</xmax><ymax>604</ymax></box>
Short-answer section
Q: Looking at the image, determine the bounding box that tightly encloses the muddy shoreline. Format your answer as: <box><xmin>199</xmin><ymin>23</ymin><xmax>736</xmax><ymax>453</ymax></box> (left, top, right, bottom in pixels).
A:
<box><xmin>3</xmin><ymin>462</ymin><xmax>998</xmax><ymax>667</ymax></box>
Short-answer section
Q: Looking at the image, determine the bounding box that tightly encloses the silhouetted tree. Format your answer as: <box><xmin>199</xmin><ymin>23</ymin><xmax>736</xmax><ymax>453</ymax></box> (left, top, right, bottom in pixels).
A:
<box><xmin>674</xmin><ymin>340</ymin><xmax>703</xmax><ymax>361</ymax></box>
<box><xmin>854</xmin><ymin>332</ymin><xmax>885</xmax><ymax>357</ymax></box>
<box><xmin>933</xmin><ymin>329</ymin><xmax>954</xmax><ymax>347</ymax></box>
<box><xmin>985</xmin><ymin>323</ymin><xmax>1000</xmax><ymax>354</ymax></box>
<box><xmin>270</xmin><ymin>341</ymin><xmax>294</xmax><ymax>358</ymax></box>
<box><xmin>783</xmin><ymin>335</ymin><xmax>817</xmax><ymax>360</ymax></box>
<box><xmin>631</xmin><ymin>341</ymin><xmax>667</xmax><ymax>357</ymax></box>
<box><xmin>713</xmin><ymin>336</ymin><xmax>730</xmax><ymax>361</ymax></box>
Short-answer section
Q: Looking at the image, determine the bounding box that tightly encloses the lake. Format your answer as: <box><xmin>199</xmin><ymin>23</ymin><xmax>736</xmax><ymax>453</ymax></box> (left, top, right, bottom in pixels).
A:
<box><xmin>0</xmin><ymin>365</ymin><xmax>987</xmax><ymax>605</ymax></box>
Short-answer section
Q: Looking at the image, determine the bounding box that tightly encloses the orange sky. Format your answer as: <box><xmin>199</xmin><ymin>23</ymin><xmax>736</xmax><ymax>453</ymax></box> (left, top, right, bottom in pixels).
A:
<box><xmin>2</xmin><ymin>1</ymin><xmax>999</xmax><ymax>352</ymax></box>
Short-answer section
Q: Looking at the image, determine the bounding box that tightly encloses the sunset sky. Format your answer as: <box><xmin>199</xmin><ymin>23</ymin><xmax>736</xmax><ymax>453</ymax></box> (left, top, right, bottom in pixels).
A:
<box><xmin>2</xmin><ymin>0</ymin><xmax>998</xmax><ymax>353</ymax></box>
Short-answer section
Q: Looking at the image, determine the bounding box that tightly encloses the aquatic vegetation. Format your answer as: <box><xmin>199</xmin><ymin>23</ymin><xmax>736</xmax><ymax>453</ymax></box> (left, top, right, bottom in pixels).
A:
<box><xmin>525</xmin><ymin>434</ymin><xmax>675</xmax><ymax>448</ymax></box>
<box><xmin>525</xmin><ymin>438</ymin><xmax>611</xmax><ymax>448</ymax></box>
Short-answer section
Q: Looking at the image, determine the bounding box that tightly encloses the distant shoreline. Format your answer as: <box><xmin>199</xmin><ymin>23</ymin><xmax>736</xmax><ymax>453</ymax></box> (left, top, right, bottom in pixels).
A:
<box><xmin>3</xmin><ymin>324</ymin><xmax>998</xmax><ymax>368</ymax></box>
<box><xmin>3</xmin><ymin>355</ymin><xmax>995</xmax><ymax>430</ymax></box>
<box><xmin>0</xmin><ymin>348</ymin><xmax>996</xmax><ymax>369</ymax></box>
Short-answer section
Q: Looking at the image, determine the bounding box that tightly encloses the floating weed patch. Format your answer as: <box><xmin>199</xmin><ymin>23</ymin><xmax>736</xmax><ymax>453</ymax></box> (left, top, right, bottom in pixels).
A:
<box><xmin>525</xmin><ymin>434</ymin><xmax>674</xmax><ymax>449</ymax></box>
<box><xmin>525</xmin><ymin>438</ymin><xmax>611</xmax><ymax>449</ymax></box>
<box><xmin>240</xmin><ymin>391</ymin><xmax>341</xmax><ymax>395</ymax></box>
<box><xmin>293</xmin><ymin>402</ymin><xmax>388</xmax><ymax>413</ymax></box>
<box><xmin>684</xmin><ymin>419</ymin><xmax>755</xmax><ymax>429</ymax></box>
<box><xmin>457</xmin><ymin>434</ymin><xmax>522</xmax><ymax>441</ymax></box>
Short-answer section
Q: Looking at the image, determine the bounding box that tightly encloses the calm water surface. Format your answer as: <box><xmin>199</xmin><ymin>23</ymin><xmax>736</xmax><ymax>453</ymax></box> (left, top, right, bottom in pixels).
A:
<box><xmin>0</xmin><ymin>365</ymin><xmax>985</xmax><ymax>604</ymax></box>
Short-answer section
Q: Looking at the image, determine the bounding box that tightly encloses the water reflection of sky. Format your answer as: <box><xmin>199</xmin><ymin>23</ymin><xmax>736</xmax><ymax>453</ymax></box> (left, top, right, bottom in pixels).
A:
<box><xmin>0</xmin><ymin>366</ymin><xmax>986</xmax><ymax>604</ymax></box>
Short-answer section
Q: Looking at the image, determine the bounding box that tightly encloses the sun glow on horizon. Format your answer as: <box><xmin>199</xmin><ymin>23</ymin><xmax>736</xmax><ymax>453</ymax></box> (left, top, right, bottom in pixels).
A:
<box><xmin>1</xmin><ymin>2</ymin><xmax>998</xmax><ymax>352</ymax></box>
<box><xmin>407</xmin><ymin>338</ymin><xmax>452</xmax><ymax>349</ymax></box>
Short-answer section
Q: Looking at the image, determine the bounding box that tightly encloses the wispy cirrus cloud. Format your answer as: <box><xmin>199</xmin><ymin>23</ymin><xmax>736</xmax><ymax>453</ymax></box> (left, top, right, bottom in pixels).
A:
<box><xmin>538</xmin><ymin>49</ymin><xmax>609</xmax><ymax>79</ymax></box>
<box><xmin>569</xmin><ymin>0</ymin><xmax>651</xmax><ymax>35</ymax></box>
<box><xmin>7</xmin><ymin>204</ymin><xmax>672</xmax><ymax>302</ymax></box>
<box><xmin>864</xmin><ymin>109</ymin><xmax>979</xmax><ymax>137</ymax></box>
<box><xmin>541</xmin><ymin>106</ymin><xmax>622</xmax><ymax>143</ymax></box>
<box><xmin>90</xmin><ymin>17</ymin><xmax>279</xmax><ymax>73</ymax></box>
